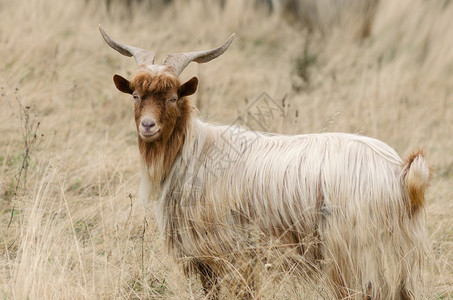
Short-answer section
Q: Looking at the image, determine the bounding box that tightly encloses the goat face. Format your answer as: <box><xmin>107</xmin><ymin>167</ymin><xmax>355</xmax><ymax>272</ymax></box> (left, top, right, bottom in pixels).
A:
<box><xmin>113</xmin><ymin>68</ymin><xmax>198</xmax><ymax>143</ymax></box>
<box><xmin>99</xmin><ymin>24</ymin><xmax>232</xmax><ymax>145</ymax></box>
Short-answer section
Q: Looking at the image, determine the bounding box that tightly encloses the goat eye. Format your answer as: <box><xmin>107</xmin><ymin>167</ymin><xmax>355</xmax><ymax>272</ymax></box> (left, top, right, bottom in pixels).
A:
<box><xmin>133</xmin><ymin>94</ymin><xmax>139</xmax><ymax>101</ymax></box>
<box><xmin>168</xmin><ymin>97</ymin><xmax>177</xmax><ymax>103</ymax></box>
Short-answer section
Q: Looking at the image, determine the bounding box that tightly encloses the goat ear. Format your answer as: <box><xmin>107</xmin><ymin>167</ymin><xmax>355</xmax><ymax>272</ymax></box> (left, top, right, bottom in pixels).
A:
<box><xmin>113</xmin><ymin>74</ymin><xmax>133</xmax><ymax>94</ymax></box>
<box><xmin>179</xmin><ymin>77</ymin><xmax>198</xmax><ymax>98</ymax></box>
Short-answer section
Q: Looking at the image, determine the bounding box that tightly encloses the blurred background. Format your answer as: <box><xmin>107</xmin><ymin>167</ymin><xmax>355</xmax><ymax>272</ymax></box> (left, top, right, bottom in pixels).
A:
<box><xmin>0</xmin><ymin>0</ymin><xmax>452</xmax><ymax>298</ymax></box>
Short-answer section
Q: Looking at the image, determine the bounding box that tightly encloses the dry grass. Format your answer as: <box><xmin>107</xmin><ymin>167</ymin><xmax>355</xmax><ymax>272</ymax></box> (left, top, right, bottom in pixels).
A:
<box><xmin>0</xmin><ymin>0</ymin><xmax>452</xmax><ymax>298</ymax></box>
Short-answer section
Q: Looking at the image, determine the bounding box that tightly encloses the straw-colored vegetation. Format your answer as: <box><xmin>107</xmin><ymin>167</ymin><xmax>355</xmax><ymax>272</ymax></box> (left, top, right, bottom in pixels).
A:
<box><xmin>0</xmin><ymin>0</ymin><xmax>452</xmax><ymax>298</ymax></box>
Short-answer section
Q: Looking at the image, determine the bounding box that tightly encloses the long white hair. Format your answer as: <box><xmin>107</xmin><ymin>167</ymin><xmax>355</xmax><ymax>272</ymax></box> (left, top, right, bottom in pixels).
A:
<box><xmin>151</xmin><ymin>118</ymin><xmax>428</xmax><ymax>299</ymax></box>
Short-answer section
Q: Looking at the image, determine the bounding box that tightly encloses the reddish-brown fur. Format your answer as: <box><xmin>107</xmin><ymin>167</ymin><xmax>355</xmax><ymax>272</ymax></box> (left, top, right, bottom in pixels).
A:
<box><xmin>122</xmin><ymin>69</ymin><xmax>195</xmax><ymax>184</ymax></box>
<box><xmin>402</xmin><ymin>149</ymin><xmax>431</xmax><ymax>215</ymax></box>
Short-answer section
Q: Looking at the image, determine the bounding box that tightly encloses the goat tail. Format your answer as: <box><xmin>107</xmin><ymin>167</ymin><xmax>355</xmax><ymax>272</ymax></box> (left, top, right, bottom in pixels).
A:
<box><xmin>402</xmin><ymin>149</ymin><xmax>430</xmax><ymax>214</ymax></box>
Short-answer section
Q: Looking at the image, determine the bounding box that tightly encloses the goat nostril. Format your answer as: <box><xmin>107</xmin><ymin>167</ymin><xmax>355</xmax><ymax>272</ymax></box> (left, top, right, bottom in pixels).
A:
<box><xmin>141</xmin><ymin>119</ymin><xmax>156</xmax><ymax>129</ymax></box>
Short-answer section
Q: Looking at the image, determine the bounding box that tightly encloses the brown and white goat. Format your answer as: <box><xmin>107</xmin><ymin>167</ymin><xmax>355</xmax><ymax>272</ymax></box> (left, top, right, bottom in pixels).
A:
<box><xmin>99</xmin><ymin>25</ymin><xmax>429</xmax><ymax>299</ymax></box>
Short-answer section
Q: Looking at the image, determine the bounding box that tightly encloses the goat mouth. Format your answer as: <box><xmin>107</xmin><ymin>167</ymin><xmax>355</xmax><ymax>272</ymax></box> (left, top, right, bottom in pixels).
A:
<box><xmin>140</xmin><ymin>130</ymin><xmax>161</xmax><ymax>140</ymax></box>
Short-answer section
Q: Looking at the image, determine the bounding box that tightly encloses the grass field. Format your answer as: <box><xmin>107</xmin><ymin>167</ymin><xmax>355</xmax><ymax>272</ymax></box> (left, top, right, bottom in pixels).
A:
<box><xmin>0</xmin><ymin>0</ymin><xmax>452</xmax><ymax>298</ymax></box>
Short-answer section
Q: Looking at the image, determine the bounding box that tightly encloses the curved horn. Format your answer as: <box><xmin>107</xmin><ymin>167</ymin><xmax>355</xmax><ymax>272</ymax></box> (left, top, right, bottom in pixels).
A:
<box><xmin>163</xmin><ymin>33</ymin><xmax>235</xmax><ymax>76</ymax></box>
<box><xmin>98</xmin><ymin>24</ymin><xmax>155</xmax><ymax>66</ymax></box>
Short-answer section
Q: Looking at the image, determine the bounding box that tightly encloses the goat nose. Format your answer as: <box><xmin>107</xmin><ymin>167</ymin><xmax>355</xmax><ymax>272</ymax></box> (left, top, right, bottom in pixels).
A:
<box><xmin>141</xmin><ymin>119</ymin><xmax>156</xmax><ymax>129</ymax></box>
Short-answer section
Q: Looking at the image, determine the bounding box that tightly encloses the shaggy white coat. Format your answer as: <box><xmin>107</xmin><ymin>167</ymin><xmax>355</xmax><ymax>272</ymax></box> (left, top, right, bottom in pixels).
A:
<box><xmin>140</xmin><ymin>118</ymin><xmax>428</xmax><ymax>299</ymax></box>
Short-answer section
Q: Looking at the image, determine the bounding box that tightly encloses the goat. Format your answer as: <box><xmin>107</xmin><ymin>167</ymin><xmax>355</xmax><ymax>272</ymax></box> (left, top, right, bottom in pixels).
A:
<box><xmin>99</xmin><ymin>25</ymin><xmax>429</xmax><ymax>299</ymax></box>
